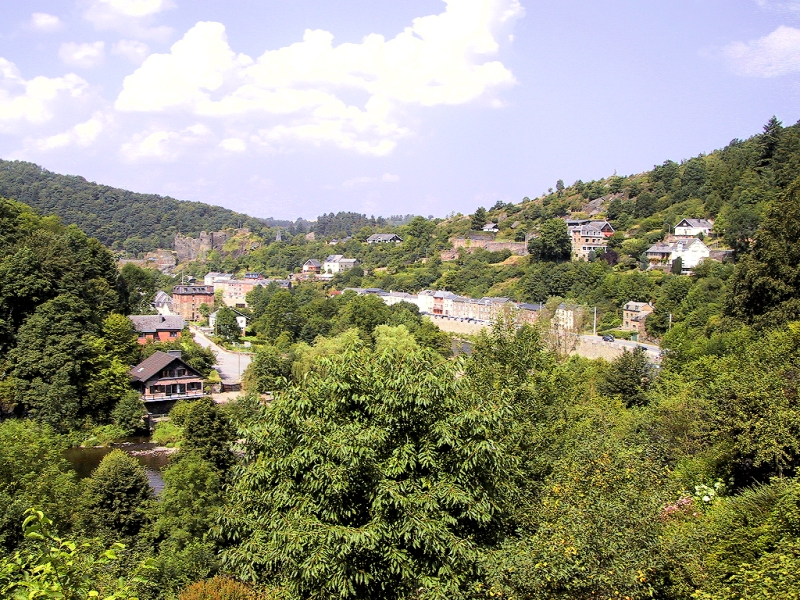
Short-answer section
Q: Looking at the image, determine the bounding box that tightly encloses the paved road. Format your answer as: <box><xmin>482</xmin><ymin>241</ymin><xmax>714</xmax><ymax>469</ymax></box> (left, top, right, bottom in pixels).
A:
<box><xmin>579</xmin><ymin>334</ymin><xmax>661</xmax><ymax>360</ymax></box>
<box><xmin>189</xmin><ymin>326</ymin><xmax>253</xmax><ymax>384</ymax></box>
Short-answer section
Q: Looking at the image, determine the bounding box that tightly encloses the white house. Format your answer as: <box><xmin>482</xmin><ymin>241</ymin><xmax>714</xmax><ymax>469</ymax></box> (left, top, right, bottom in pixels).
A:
<box><xmin>674</xmin><ymin>219</ymin><xmax>714</xmax><ymax>237</ymax></box>
<box><xmin>672</xmin><ymin>238</ymin><xmax>710</xmax><ymax>270</ymax></box>
<box><xmin>482</xmin><ymin>223</ymin><xmax>499</xmax><ymax>233</ymax></box>
<box><xmin>203</xmin><ymin>272</ymin><xmax>233</xmax><ymax>286</ymax></box>
<box><xmin>646</xmin><ymin>238</ymin><xmax>710</xmax><ymax>272</ymax></box>
<box><xmin>323</xmin><ymin>255</ymin><xmax>360</xmax><ymax>274</ymax></box>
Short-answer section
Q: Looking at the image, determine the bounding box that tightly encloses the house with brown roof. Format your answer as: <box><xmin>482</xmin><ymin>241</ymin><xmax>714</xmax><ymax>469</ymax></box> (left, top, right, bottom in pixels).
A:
<box><xmin>128</xmin><ymin>315</ymin><xmax>185</xmax><ymax>345</ymax></box>
<box><xmin>129</xmin><ymin>350</ymin><xmax>205</xmax><ymax>413</ymax></box>
<box><xmin>302</xmin><ymin>259</ymin><xmax>322</xmax><ymax>273</ymax></box>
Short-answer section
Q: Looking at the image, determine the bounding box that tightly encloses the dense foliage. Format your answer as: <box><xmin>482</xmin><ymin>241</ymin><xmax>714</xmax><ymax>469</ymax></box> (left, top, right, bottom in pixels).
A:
<box><xmin>0</xmin><ymin>159</ymin><xmax>289</xmax><ymax>252</ymax></box>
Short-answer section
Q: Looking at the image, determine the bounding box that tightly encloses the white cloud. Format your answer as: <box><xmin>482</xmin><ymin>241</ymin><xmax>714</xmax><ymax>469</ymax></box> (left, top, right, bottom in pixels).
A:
<box><xmin>0</xmin><ymin>58</ymin><xmax>89</xmax><ymax>133</ymax></box>
<box><xmin>755</xmin><ymin>1</ymin><xmax>800</xmax><ymax>13</ymax></box>
<box><xmin>31</xmin><ymin>13</ymin><xmax>63</xmax><ymax>32</ymax></box>
<box><xmin>93</xmin><ymin>0</ymin><xmax>174</xmax><ymax>18</ymax></box>
<box><xmin>59</xmin><ymin>42</ymin><xmax>106</xmax><ymax>68</ymax></box>
<box><xmin>116</xmin><ymin>22</ymin><xmax>253</xmax><ymax>112</ymax></box>
<box><xmin>725</xmin><ymin>26</ymin><xmax>800</xmax><ymax>77</ymax></box>
<box><xmin>219</xmin><ymin>137</ymin><xmax>246</xmax><ymax>152</ymax></box>
<box><xmin>114</xmin><ymin>0</ymin><xmax>523</xmax><ymax>156</ymax></box>
<box><xmin>30</xmin><ymin>111</ymin><xmax>111</xmax><ymax>150</ymax></box>
<box><xmin>84</xmin><ymin>0</ymin><xmax>174</xmax><ymax>40</ymax></box>
<box><xmin>112</xmin><ymin>39</ymin><xmax>150</xmax><ymax>64</ymax></box>
<box><xmin>120</xmin><ymin>123</ymin><xmax>212</xmax><ymax>161</ymax></box>
<box><xmin>381</xmin><ymin>173</ymin><xmax>400</xmax><ymax>182</ymax></box>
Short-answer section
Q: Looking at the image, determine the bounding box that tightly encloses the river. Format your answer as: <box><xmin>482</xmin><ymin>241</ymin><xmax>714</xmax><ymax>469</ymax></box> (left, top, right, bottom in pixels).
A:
<box><xmin>64</xmin><ymin>438</ymin><xmax>173</xmax><ymax>494</ymax></box>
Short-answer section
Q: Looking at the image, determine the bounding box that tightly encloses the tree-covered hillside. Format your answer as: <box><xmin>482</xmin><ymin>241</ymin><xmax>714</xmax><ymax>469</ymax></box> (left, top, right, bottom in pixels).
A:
<box><xmin>0</xmin><ymin>160</ymin><xmax>292</xmax><ymax>253</ymax></box>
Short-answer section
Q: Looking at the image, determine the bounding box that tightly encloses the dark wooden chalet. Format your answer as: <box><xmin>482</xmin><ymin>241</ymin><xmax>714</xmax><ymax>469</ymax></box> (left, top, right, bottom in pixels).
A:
<box><xmin>129</xmin><ymin>350</ymin><xmax>205</xmax><ymax>414</ymax></box>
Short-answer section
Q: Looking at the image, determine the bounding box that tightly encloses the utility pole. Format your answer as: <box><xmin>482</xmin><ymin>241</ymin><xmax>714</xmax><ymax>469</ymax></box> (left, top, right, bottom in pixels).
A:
<box><xmin>593</xmin><ymin>306</ymin><xmax>597</xmax><ymax>336</ymax></box>
<box><xmin>668</xmin><ymin>313</ymin><xmax>672</xmax><ymax>330</ymax></box>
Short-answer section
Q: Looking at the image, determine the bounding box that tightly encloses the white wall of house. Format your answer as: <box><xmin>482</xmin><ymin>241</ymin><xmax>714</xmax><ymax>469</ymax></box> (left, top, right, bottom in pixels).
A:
<box><xmin>672</xmin><ymin>240</ymin><xmax>710</xmax><ymax>269</ymax></box>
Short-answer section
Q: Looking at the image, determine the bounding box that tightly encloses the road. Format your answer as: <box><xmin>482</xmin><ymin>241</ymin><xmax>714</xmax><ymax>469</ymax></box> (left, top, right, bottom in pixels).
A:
<box><xmin>577</xmin><ymin>334</ymin><xmax>661</xmax><ymax>361</ymax></box>
<box><xmin>189</xmin><ymin>326</ymin><xmax>253</xmax><ymax>385</ymax></box>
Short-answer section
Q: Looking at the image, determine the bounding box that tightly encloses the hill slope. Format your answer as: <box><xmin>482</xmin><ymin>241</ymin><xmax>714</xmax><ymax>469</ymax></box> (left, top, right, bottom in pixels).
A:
<box><xmin>0</xmin><ymin>160</ymin><xmax>292</xmax><ymax>253</ymax></box>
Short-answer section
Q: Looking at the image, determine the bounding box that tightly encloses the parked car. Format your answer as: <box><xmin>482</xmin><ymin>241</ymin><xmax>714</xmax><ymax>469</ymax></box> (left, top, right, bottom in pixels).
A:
<box><xmin>602</xmin><ymin>334</ymin><xmax>615</xmax><ymax>342</ymax></box>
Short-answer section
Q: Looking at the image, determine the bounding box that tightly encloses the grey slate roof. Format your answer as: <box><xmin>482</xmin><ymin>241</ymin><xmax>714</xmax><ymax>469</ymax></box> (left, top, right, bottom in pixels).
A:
<box><xmin>676</xmin><ymin>218</ymin><xmax>713</xmax><ymax>228</ymax></box>
<box><xmin>153</xmin><ymin>291</ymin><xmax>173</xmax><ymax>306</ymax></box>
<box><xmin>130</xmin><ymin>351</ymin><xmax>199</xmax><ymax>383</ymax></box>
<box><xmin>128</xmin><ymin>315</ymin><xmax>185</xmax><ymax>333</ymax></box>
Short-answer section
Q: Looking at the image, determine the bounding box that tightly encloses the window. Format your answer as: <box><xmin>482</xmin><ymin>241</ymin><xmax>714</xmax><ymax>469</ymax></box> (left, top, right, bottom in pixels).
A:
<box><xmin>169</xmin><ymin>331</ymin><xmax>178</xmax><ymax>338</ymax></box>
<box><xmin>176</xmin><ymin>368</ymin><xmax>186</xmax><ymax>377</ymax></box>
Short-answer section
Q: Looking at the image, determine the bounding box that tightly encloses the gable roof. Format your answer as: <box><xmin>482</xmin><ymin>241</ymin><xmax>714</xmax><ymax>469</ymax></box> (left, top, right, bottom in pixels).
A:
<box><xmin>304</xmin><ymin>259</ymin><xmax>322</xmax><ymax>267</ymax></box>
<box><xmin>676</xmin><ymin>218</ymin><xmax>713</xmax><ymax>229</ymax></box>
<box><xmin>623</xmin><ymin>301</ymin><xmax>652</xmax><ymax>312</ymax></box>
<box><xmin>588</xmin><ymin>220</ymin><xmax>615</xmax><ymax>231</ymax></box>
<box><xmin>367</xmin><ymin>233</ymin><xmax>403</xmax><ymax>242</ymax></box>
<box><xmin>128</xmin><ymin>315</ymin><xmax>185</xmax><ymax>333</ymax></box>
<box><xmin>130</xmin><ymin>351</ymin><xmax>200</xmax><ymax>383</ymax></box>
<box><xmin>153</xmin><ymin>291</ymin><xmax>172</xmax><ymax>306</ymax></box>
<box><xmin>325</xmin><ymin>254</ymin><xmax>343</xmax><ymax>262</ymax></box>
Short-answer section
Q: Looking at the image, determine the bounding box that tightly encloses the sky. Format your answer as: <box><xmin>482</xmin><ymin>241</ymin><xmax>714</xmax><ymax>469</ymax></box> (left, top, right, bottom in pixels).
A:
<box><xmin>1</xmin><ymin>1</ymin><xmax>799</xmax><ymax>221</ymax></box>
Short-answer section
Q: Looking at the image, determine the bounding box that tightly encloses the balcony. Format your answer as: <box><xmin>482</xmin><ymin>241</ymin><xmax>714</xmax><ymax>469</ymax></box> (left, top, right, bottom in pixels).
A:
<box><xmin>141</xmin><ymin>391</ymin><xmax>206</xmax><ymax>403</ymax></box>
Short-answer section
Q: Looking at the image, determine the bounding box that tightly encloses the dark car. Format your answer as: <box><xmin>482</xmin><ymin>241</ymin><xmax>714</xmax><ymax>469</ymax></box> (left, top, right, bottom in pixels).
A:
<box><xmin>602</xmin><ymin>334</ymin><xmax>615</xmax><ymax>342</ymax></box>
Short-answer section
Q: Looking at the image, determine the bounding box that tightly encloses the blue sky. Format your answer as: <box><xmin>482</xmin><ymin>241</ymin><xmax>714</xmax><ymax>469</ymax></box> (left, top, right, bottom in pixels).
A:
<box><xmin>1</xmin><ymin>1</ymin><xmax>799</xmax><ymax>220</ymax></box>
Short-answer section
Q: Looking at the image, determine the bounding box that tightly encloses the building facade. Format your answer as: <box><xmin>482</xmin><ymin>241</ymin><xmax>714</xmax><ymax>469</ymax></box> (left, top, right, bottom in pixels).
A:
<box><xmin>569</xmin><ymin>225</ymin><xmax>608</xmax><ymax>261</ymax></box>
<box><xmin>129</xmin><ymin>350</ymin><xmax>205</xmax><ymax>413</ymax></box>
<box><xmin>172</xmin><ymin>285</ymin><xmax>215</xmax><ymax>321</ymax></box>
<box><xmin>128</xmin><ymin>315</ymin><xmax>185</xmax><ymax>344</ymax></box>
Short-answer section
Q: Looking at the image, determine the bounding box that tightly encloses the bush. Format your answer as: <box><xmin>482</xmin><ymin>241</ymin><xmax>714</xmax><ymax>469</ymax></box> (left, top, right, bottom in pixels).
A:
<box><xmin>152</xmin><ymin>421</ymin><xmax>183</xmax><ymax>447</ymax></box>
<box><xmin>78</xmin><ymin>449</ymin><xmax>152</xmax><ymax>537</ymax></box>
<box><xmin>112</xmin><ymin>391</ymin><xmax>146</xmax><ymax>436</ymax></box>
<box><xmin>170</xmin><ymin>398</ymin><xmax>203</xmax><ymax>427</ymax></box>
<box><xmin>82</xmin><ymin>424</ymin><xmax>126</xmax><ymax>447</ymax></box>
<box><xmin>178</xmin><ymin>576</ymin><xmax>260</xmax><ymax>600</ymax></box>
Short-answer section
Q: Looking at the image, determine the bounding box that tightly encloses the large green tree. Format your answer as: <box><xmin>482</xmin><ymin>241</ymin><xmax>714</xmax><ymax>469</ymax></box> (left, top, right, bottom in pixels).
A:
<box><xmin>471</xmin><ymin>206</ymin><xmax>488</xmax><ymax>231</ymax></box>
<box><xmin>79</xmin><ymin>449</ymin><xmax>152</xmax><ymax>538</ymax></box>
<box><xmin>218</xmin><ymin>345</ymin><xmax>511</xmax><ymax>599</ymax></box>
<box><xmin>8</xmin><ymin>295</ymin><xmax>98</xmax><ymax>429</ymax></box>
<box><xmin>214</xmin><ymin>306</ymin><xmax>241</xmax><ymax>343</ymax></box>
<box><xmin>725</xmin><ymin>177</ymin><xmax>800</xmax><ymax>328</ymax></box>
<box><xmin>0</xmin><ymin>420</ymin><xmax>81</xmax><ymax>552</ymax></box>
<box><xmin>181</xmin><ymin>397</ymin><xmax>235</xmax><ymax>473</ymax></box>
<box><xmin>527</xmin><ymin>218</ymin><xmax>572</xmax><ymax>262</ymax></box>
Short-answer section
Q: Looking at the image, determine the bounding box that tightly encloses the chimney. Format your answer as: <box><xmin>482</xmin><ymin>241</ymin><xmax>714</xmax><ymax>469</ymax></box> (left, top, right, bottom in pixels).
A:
<box><xmin>167</xmin><ymin>350</ymin><xmax>182</xmax><ymax>359</ymax></box>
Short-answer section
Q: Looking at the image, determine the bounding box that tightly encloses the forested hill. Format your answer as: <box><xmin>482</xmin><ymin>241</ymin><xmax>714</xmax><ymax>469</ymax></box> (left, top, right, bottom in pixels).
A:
<box><xmin>0</xmin><ymin>159</ymin><xmax>292</xmax><ymax>252</ymax></box>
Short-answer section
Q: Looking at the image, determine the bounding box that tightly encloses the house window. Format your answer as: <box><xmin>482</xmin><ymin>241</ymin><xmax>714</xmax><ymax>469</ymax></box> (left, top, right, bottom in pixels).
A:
<box><xmin>176</xmin><ymin>368</ymin><xmax>186</xmax><ymax>377</ymax></box>
<box><xmin>169</xmin><ymin>331</ymin><xmax>178</xmax><ymax>338</ymax></box>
